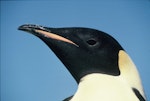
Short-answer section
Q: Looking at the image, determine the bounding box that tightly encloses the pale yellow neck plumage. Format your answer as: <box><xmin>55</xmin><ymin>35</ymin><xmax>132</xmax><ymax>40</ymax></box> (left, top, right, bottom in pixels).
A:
<box><xmin>70</xmin><ymin>50</ymin><xmax>145</xmax><ymax>101</ymax></box>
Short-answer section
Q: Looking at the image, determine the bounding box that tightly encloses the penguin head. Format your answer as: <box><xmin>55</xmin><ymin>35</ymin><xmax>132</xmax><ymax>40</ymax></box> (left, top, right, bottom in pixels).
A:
<box><xmin>19</xmin><ymin>24</ymin><xmax>123</xmax><ymax>83</ymax></box>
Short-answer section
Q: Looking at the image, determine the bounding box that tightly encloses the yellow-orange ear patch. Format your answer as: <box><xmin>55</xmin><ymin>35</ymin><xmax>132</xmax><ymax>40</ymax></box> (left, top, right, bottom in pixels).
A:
<box><xmin>118</xmin><ymin>50</ymin><xmax>138</xmax><ymax>76</ymax></box>
<box><xmin>118</xmin><ymin>50</ymin><xmax>146</xmax><ymax>99</ymax></box>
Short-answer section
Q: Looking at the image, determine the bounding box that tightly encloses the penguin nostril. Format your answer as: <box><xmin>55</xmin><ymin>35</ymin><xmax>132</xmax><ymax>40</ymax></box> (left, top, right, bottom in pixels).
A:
<box><xmin>87</xmin><ymin>39</ymin><xmax>97</xmax><ymax>45</ymax></box>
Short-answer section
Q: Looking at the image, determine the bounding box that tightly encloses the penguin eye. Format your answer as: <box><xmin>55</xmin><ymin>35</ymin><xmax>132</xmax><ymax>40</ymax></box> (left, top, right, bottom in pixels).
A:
<box><xmin>86</xmin><ymin>39</ymin><xmax>97</xmax><ymax>46</ymax></box>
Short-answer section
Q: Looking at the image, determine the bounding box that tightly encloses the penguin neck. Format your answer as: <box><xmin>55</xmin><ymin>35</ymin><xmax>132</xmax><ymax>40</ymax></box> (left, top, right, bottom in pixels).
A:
<box><xmin>81</xmin><ymin>73</ymin><xmax>109</xmax><ymax>81</ymax></box>
<box><xmin>71</xmin><ymin>73</ymin><xmax>139</xmax><ymax>101</ymax></box>
<box><xmin>79</xmin><ymin>73</ymin><xmax>117</xmax><ymax>87</ymax></box>
<box><xmin>74</xmin><ymin>73</ymin><xmax>119</xmax><ymax>97</ymax></box>
<box><xmin>71</xmin><ymin>73</ymin><xmax>119</xmax><ymax>101</ymax></box>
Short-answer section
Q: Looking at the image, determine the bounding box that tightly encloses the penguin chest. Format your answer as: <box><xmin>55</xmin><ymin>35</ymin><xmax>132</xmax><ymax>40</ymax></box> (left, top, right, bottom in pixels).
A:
<box><xmin>71</xmin><ymin>74</ymin><xmax>139</xmax><ymax>101</ymax></box>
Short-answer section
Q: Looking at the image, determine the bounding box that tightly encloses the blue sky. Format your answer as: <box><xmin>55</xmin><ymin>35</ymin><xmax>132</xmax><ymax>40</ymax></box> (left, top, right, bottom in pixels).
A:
<box><xmin>1</xmin><ymin>1</ymin><xmax>150</xmax><ymax>101</ymax></box>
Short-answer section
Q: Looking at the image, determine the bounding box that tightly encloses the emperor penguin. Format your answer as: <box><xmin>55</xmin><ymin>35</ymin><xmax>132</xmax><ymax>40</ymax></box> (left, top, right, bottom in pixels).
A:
<box><xmin>18</xmin><ymin>24</ymin><xmax>146</xmax><ymax>101</ymax></box>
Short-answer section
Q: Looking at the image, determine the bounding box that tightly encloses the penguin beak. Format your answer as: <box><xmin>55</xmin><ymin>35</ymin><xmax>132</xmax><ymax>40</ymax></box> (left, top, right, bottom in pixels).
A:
<box><xmin>18</xmin><ymin>24</ymin><xmax>80</xmax><ymax>82</ymax></box>
<box><xmin>18</xmin><ymin>24</ymin><xmax>78</xmax><ymax>47</ymax></box>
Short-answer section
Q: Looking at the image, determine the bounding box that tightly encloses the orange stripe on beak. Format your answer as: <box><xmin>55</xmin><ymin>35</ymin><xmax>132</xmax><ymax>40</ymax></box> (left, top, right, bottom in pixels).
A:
<box><xmin>35</xmin><ymin>30</ymin><xmax>78</xmax><ymax>47</ymax></box>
